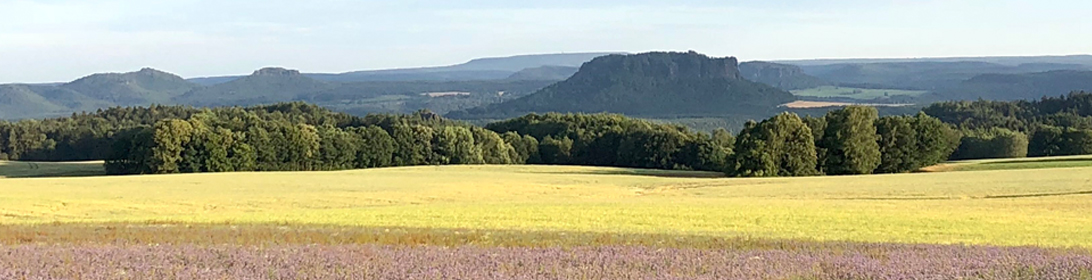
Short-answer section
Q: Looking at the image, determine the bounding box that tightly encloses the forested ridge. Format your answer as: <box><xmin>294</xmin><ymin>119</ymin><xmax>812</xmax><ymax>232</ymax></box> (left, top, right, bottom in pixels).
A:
<box><xmin>924</xmin><ymin>91</ymin><xmax>1092</xmax><ymax>159</ymax></box>
<box><xmin>11</xmin><ymin>92</ymin><xmax>1092</xmax><ymax>177</ymax></box>
<box><xmin>2</xmin><ymin>101</ymin><xmax>963</xmax><ymax>177</ymax></box>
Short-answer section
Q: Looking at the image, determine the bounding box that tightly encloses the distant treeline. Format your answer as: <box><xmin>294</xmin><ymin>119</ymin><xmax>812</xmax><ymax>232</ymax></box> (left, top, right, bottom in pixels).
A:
<box><xmin>924</xmin><ymin>91</ymin><xmax>1092</xmax><ymax>159</ymax></box>
<box><xmin>2</xmin><ymin>102</ymin><xmax>963</xmax><ymax>177</ymax></box>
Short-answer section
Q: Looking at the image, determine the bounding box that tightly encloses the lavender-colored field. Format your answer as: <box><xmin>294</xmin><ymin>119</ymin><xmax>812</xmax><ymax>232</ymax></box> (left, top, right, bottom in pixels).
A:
<box><xmin>2</xmin><ymin>244</ymin><xmax>1090</xmax><ymax>280</ymax></box>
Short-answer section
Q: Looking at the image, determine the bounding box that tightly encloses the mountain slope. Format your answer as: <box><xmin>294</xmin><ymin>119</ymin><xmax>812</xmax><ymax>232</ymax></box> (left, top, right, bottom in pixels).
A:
<box><xmin>796</xmin><ymin>61</ymin><xmax>1090</xmax><ymax>91</ymax></box>
<box><xmin>317</xmin><ymin>53</ymin><xmax>619</xmax><ymax>82</ymax></box>
<box><xmin>931</xmin><ymin>70</ymin><xmax>1092</xmax><ymax>101</ymax></box>
<box><xmin>778</xmin><ymin>55</ymin><xmax>1092</xmax><ymax>67</ymax></box>
<box><xmin>60</xmin><ymin>68</ymin><xmax>197</xmax><ymax>106</ymax></box>
<box><xmin>175</xmin><ymin>68</ymin><xmax>336</xmax><ymax>107</ymax></box>
<box><xmin>448</xmin><ymin>52</ymin><xmax>796</xmax><ymax>119</ymax></box>
<box><xmin>739</xmin><ymin>61</ymin><xmax>829</xmax><ymax>90</ymax></box>
<box><xmin>30</xmin><ymin>85</ymin><xmax>114</xmax><ymax>112</ymax></box>
<box><xmin>0</xmin><ymin>85</ymin><xmax>65</xmax><ymax>120</ymax></box>
<box><xmin>506</xmin><ymin>66</ymin><xmax>579</xmax><ymax>81</ymax></box>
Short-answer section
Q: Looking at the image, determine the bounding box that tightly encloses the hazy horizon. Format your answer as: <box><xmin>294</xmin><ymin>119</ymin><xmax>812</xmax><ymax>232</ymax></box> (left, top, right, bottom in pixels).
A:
<box><xmin>3</xmin><ymin>0</ymin><xmax>1091</xmax><ymax>83</ymax></box>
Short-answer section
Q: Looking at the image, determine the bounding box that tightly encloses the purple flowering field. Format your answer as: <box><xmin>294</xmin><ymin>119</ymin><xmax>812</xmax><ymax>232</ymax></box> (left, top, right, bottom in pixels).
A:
<box><xmin>2</xmin><ymin>243</ymin><xmax>1091</xmax><ymax>279</ymax></box>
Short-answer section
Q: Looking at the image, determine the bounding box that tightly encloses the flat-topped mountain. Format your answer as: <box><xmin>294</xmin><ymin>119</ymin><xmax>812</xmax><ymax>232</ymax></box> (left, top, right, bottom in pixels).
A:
<box><xmin>448</xmin><ymin>51</ymin><xmax>796</xmax><ymax>119</ymax></box>
<box><xmin>174</xmin><ymin>67</ymin><xmax>335</xmax><ymax>107</ymax></box>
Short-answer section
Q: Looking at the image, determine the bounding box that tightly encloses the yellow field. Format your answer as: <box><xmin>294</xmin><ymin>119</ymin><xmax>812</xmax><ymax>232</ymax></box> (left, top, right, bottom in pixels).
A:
<box><xmin>2</xmin><ymin>163</ymin><xmax>1091</xmax><ymax>248</ymax></box>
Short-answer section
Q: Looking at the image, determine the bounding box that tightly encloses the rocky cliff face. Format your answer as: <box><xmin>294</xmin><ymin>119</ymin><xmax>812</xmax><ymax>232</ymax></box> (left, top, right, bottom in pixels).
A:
<box><xmin>569</xmin><ymin>51</ymin><xmax>742</xmax><ymax>82</ymax></box>
<box><xmin>739</xmin><ymin>62</ymin><xmax>828</xmax><ymax>90</ymax></box>
<box><xmin>252</xmin><ymin>67</ymin><xmax>303</xmax><ymax>76</ymax></box>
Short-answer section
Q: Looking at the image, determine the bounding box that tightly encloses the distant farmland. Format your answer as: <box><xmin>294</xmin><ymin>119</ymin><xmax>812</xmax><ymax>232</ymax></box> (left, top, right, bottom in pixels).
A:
<box><xmin>780</xmin><ymin>100</ymin><xmax>916</xmax><ymax>108</ymax></box>
<box><xmin>792</xmin><ymin>86</ymin><xmax>928</xmax><ymax>100</ymax></box>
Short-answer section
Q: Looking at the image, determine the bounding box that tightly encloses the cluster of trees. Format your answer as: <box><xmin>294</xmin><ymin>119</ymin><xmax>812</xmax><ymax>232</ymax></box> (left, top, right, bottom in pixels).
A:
<box><xmin>727</xmin><ymin>108</ymin><xmax>960</xmax><ymax>177</ymax></box>
<box><xmin>488</xmin><ymin>107</ymin><xmax>962</xmax><ymax>177</ymax></box>
<box><xmin>925</xmin><ymin>91</ymin><xmax>1092</xmax><ymax>159</ymax></box>
<box><xmin>486</xmin><ymin>113</ymin><xmax>732</xmax><ymax>172</ymax></box>
<box><xmin>0</xmin><ymin>105</ymin><xmax>202</xmax><ymax>161</ymax></box>
<box><xmin>103</xmin><ymin>104</ymin><xmax>526</xmax><ymax>175</ymax></box>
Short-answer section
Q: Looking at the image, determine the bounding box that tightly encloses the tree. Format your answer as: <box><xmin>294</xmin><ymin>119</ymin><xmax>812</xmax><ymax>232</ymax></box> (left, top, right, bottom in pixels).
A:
<box><xmin>104</xmin><ymin>127</ymin><xmax>155</xmax><ymax>175</ymax></box>
<box><xmin>246</xmin><ymin>125</ymin><xmax>276</xmax><ymax>171</ymax></box>
<box><xmin>316</xmin><ymin>126</ymin><xmax>359</xmax><ymax>170</ymax></box>
<box><xmin>201</xmin><ymin>127</ymin><xmax>237</xmax><ymax>172</ymax></box>
<box><xmin>1029</xmin><ymin>125</ymin><xmax>1064</xmax><ymax>157</ymax></box>
<box><xmin>353</xmin><ymin>126</ymin><xmax>395</xmax><ymax>168</ymax></box>
<box><xmin>711</xmin><ymin>128</ymin><xmax>735</xmax><ymax>151</ymax></box>
<box><xmin>678</xmin><ymin>134</ymin><xmax>731</xmax><ymax>173</ymax></box>
<box><xmin>285</xmin><ymin>123</ymin><xmax>321</xmax><ymax>170</ymax></box>
<box><xmin>1061</xmin><ymin>129</ymin><xmax>1092</xmax><ymax>155</ymax></box>
<box><xmin>433</xmin><ymin>126</ymin><xmax>483</xmax><ymax>164</ymax></box>
<box><xmin>501</xmin><ymin>132</ymin><xmax>540</xmax><ymax>164</ymax></box>
<box><xmin>911</xmin><ymin>112</ymin><xmax>962</xmax><ymax>168</ymax></box>
<box><xmin>874</xmin><ymin>116</ymin><xmax>918</xmax><ymax>173</ymax></box>
<box><xmin>471</xmin><ymin>128</ymin><xmax>513</xmax><ymax>164</ymax></box>
<box><xmin>538</xmin><ymin>136</ymin><xmax>573</xmax><ymax>164</ymax></box>
<box><xmin>730</xmin><ymin>121</ymin><xmax>776</xmax><ymax>177</ymax></box>
<box><xmin>228</xmin><ymin>136</ymin><xmax>257</xmax><ymax>172</ymax></box>
<box><xmin>1030</xmin><ymin>126</ymin><xmax>1092</xmax><ymax>157</ymax></box>
<box><xmin>730</xmin><ymin>113</ymin><xmax>818</xmax><ymax>177</ymax></box>
<box><xmin>951</xmin><ymin>128</ymin><xmax>1029</xmax><ymax>160</ymax></box>
<box><xmin>390</xmin><ymin>124</ymin><xmax>434</xmax><ymax>166</ymax></box>
<box><xmin>151</xmin><ymin>119</ymin><xmax>195</xmax><ymax>173</ymax></box>
<box><xmin>767</xmin><ymin>113</ymin><xmax>819</xmax><ymax>177</ymax></box>
<box><xmin>802</xmin><ymin>116</ymin><xmax>827</xmax><ymax>173</ymax></box>
<box><xmin>616</xmin><ymin>128</ymin><xmax>689</xmax><ymax>170</ymax></box>
<box><xmin>819</xmin><ymin>106</ymin><xmax>881</xmax><ymax>175</ymax></box>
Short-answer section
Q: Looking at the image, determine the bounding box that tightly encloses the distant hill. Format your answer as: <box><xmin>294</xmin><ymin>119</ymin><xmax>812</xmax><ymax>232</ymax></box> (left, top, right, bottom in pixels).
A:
<box><xmin>29</xmin><ymin>85</ymin><xmax>114</xmax><ymax>112</ymax></box>
<box><xmin>0</xmin><ymin>85</ymin><xmax>66</xmax><ymax>120</ymax></box>
<box><xmin>739</xmin><ymin>61</ymin><xmax>829</xmax><ymax>90</ymax></box>
<box><xmin>60</xmin><ymin>68</ymin><xmax>197</xmax><ymax>106</ymax></box>
<box><xmin>174</xmin><ymin>68</ymin><xmax>335</xmax><ymax>107</ymax></box>
<box><xmin>0</xmin><ymin>68</ymin><xmax>190</xmax><ymax>120</ymax></box>
<box><xmin>448</xmin><ymin>52</ymin><xmax>796</xmax><ymax>119</ymax></box>
<box><xmin>778</xmin><ymin>55</ymin><xmax>1092</xmax><ymax>67</ymax></box>
<box><xmin>186</xmin><ymin>76</ymin><xmax>241</xmax><ymax>86</ymax></box>
<box><xmin>794</xmin><ymin>61</ymin><xmax>1090</xmax><ymax>91</ymax></box>
<box><xmin>929</xmin><ymin>70</ymin><xmax>1092</xmax><ymax>101</ymax></box>
<box><xmin>183</xmin><ymin>53</ymin><xmax>618</xmax><ymax>85</ymax></box>
<box><xmin>323</xmin><ymin>53</ymin><xmax>618</xmax><ymax>82</ymax></box>
<box><xmin>305</xmin><ymin>79</ymin><xmax>557</xmax><ymax>116</ymax></box>
<box><xmin>506</xmin><ymin>66</ymin><xmax>579</xmax><ymax>81</ymax></box>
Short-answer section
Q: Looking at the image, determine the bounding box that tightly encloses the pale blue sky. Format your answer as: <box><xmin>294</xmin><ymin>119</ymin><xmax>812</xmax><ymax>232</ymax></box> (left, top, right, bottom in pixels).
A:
<box><xmin>2</xmin><ymin>0</ymin><xmax>1089</xmax><ymax>83</ymax></box>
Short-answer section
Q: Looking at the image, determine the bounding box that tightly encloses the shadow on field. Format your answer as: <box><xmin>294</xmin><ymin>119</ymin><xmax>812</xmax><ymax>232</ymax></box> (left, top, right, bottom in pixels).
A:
<box><xmin>0</xmin><ymin>161</ymin><xmax>106</xmax><ymax>179</ymax></box>
<box><xmin>981</xmin><ymin>157</ymin><xmax>1092</xmax><ymax>165</ymax></box>
<box><xmin>534</xmin><ymin>169</ymin><xmax>725</xmax><ymax>179</ymax></box>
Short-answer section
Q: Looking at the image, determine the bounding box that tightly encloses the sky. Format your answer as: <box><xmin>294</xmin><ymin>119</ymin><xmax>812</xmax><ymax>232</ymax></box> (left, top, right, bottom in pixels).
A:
<box><xmin>1</xmin><ymin>0</ymin><xmax>1090</xmax><ymax>83</ymax></box>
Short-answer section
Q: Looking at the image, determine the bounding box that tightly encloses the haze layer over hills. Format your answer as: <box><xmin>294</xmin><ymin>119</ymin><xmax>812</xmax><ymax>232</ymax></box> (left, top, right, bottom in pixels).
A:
<box><xmin>3</xmin><ymin>51</ymin><xmax>1092</xmax><ymax>126</ymax></box>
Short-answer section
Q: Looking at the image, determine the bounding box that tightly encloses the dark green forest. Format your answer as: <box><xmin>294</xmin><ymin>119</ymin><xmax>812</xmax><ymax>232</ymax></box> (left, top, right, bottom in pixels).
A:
<box><xmin>2</xmin><ymin>102</ymin><xmax>964</xmax><ymax>177</ymax></box>
<box><xmin>924</xmin><ymin>91</ymin><xmax>1092</xmax><ymax>159</ymax></box>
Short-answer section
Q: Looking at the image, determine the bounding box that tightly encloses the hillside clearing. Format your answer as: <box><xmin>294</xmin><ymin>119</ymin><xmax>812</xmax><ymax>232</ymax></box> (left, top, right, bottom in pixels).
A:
<box><xmin>2</xmin><ymin>165</ymin><xmax>1091</xmax><ymax>248</ymax></box>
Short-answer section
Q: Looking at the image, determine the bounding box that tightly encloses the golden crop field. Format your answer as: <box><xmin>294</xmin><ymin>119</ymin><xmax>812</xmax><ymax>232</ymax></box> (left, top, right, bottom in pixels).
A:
<box><xmin>2</xmin><ymin>162</ymin><xmax>1091</xmax><ymax>248</ymax></box>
